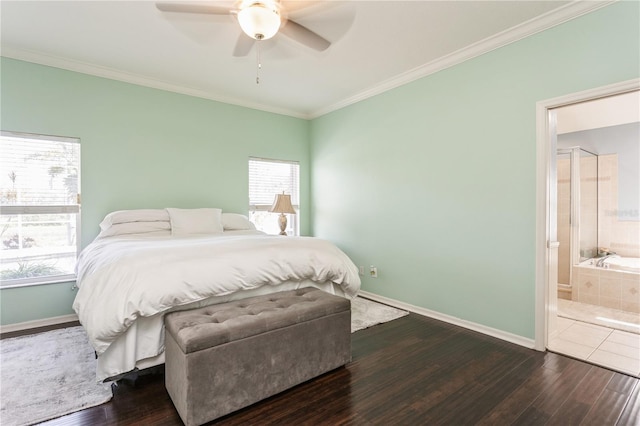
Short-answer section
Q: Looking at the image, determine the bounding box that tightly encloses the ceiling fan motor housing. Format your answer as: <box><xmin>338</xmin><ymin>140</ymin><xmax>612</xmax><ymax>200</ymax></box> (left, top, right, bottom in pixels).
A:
<box><xmin>237</xmin><ymin>1</ymin><xmax>282</xmax><ymax>40</ymax></box>
<box><xmin>156</xmin><ymin>0</ymin><xmax>333</xmax><ymax>56</ymax></box>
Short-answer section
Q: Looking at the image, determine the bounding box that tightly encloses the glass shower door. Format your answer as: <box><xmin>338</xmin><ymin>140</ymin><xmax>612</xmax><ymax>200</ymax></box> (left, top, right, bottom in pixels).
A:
<box><xmin>578</xmin><ymin>149</ymin><xmax>598</xmax><ymax>261</ymax></box>
<box><xmin>557</xmin><ymin>151</ymin><xmax>572</xmax><ymax>287</ymax></box>
<box><xmin>556</xmin><ymin>147</ymin><xmax>598</xmax><ymax>294</ymax></box>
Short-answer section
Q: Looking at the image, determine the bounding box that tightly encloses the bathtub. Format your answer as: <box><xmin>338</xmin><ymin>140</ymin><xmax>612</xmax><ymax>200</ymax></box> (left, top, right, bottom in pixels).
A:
<box><xmin>600</xmin><ymin>256</ymin><xmax>640</xmax><ymax>273</ymax></box>
<box><xmin>572</xmin><ymin>257</ymin><xmax>640</xmax><ymax>314</ymax></box>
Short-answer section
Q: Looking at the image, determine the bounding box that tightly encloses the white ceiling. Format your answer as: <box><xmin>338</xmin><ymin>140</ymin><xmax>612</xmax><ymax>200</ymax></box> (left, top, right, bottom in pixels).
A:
<box><xmin>1</xmin><ymin>1</ymin><xmax>611</xmax><ymax>119</ymax></box>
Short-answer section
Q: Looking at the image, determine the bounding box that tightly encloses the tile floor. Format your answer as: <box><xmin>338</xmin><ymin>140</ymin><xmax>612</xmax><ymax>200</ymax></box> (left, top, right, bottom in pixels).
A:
<box><xmin>549</xmin><ymin>316</ymin><xmax>640</xmax><ymax>377</ymax></box>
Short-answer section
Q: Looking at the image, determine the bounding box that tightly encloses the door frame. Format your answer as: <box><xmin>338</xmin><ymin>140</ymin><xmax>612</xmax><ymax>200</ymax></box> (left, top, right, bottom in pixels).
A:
<box><xmin>534</xmin><ymin>78</ymin><xmax>640</xmax><ymax>351</ymax></box>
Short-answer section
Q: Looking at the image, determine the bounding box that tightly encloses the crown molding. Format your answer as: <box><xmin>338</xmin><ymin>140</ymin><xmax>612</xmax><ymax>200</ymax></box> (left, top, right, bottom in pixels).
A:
<box><xmin>309</xmin><ymin>0</ymin><xmax>616</xmax><ymax>119</ymax></box>
<box><xmin>2</xmin><ymin>1</ymin><xmax>614</xmax><ymax>121</ymax></box>
<box><xmin>1</xmin><ymin>47</ymin><xmax>309</xmax><ymax>120</ymax></box>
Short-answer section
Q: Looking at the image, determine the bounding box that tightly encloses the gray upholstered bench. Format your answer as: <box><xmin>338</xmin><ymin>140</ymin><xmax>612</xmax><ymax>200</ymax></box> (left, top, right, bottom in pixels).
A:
<box><xmin>164</xmin><ymin>287</ymin><xmax>351</xmax><ymax>426</ymax></box>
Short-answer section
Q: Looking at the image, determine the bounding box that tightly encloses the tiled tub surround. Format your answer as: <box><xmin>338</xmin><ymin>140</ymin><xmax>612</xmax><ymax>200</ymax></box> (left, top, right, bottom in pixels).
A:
<box><xmin>573</xmin><ymin>259</ymin><xmax>640</xmax><ymax>314</ymax></box>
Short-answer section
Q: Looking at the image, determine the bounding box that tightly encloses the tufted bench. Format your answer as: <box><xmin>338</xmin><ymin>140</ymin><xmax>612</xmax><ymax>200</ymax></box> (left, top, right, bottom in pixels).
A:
<box><xmin>164</xmin><ymin>288</ymin><xmax>351</xmax><ymax>426</ymax></box>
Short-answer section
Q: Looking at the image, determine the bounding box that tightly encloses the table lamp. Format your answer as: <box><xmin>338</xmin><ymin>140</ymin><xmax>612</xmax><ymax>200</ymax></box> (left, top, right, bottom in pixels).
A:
<box><xmin>269</xmin><ymin>192</ymin><xmax>296</xmax><ymax>235</ymax></box>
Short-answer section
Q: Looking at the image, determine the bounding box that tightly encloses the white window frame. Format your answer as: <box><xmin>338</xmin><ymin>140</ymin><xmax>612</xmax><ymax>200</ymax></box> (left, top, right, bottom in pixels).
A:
<box><xmin>0</xmin><ymin>131</ymin><xmax>81</xmax><ymax>288</ymax></box>
<box><xmin>248</xmin><ymin>157</ymin><xmax>300</xmax><ymax>236</ymax></box>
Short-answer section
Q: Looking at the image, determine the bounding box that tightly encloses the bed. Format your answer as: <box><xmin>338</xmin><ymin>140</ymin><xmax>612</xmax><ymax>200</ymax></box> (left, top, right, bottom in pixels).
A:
<box><xmin>72</xmin><ymin>208</ymin><xmax>361</xmax><ymax>382</ymax></box>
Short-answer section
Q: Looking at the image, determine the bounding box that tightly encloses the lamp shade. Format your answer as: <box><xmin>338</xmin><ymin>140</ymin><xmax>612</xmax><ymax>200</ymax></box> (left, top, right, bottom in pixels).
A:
<box><xmin>237</xmin><ymin>3</ymin><xmax>281</xmax><ymax>40</ymax></box>
<box><xmin>269</xmin><ymin>193</ymin><xmax>296</xmax><ymax>214</ymax></box>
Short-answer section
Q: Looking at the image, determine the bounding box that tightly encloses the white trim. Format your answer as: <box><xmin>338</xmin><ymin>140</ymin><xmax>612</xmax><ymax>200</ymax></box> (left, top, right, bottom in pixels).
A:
<box><xmin>358</xmin><ymin>290</ymin><xmax>535</xmax><ymax>349</ymax></box>
<box><xmin>248</xmin><ymin>156</ymin><xmax>301</xmax><ymax>165</ymax></box>
<box><xmin>0</xmin><ymin>313</ymin><xmax>78</xmax><ymax>334</ymax></box>
<box><xmin>1</xmin><ymin>1</ymin><xmax>613</xmax><ymax>120</ymax></box>
<box><xmin>534</xmin><ymin>78</ymin><xmax>640</xmax><ymax>352</ymax></box>
<box><xmin>535</xmin><ymin>100</ymin><xmax>554</xmax><ymax>351</ymax></box>
<box><xmin>1</xmin><ymin>130</ymin><xmax>79</xmax><ymax>144</ymax></box>
<box><xmin>0</xmin><ymin>205</ymin><xmax>79</xmax><ymax>215</ymax></box>
<box><xmin>0</xmin><ymin>275</ymin><xmax>77</xmax><ymax>290</ymax></box>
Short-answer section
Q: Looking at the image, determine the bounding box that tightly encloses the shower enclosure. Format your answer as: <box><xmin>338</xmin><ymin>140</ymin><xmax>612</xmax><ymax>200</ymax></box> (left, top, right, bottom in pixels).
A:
<box><xmin>556</xmin><ymin>147</ymin><xmax>598</xmax><ymax>297</ymax></box>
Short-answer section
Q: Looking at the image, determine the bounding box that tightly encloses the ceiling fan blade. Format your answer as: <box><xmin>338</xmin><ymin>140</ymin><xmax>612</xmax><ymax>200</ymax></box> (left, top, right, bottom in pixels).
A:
<box><xmin>281</xmin><ymin>1</ymin><xmax>325</xmax><ymax>14</ymax></box>
<box><xmin>233</xmin><ymin>34</ymin><xmax>255</xmax><ymax>57</ymax></box>
<box><xmin>280</xmin><ymin>19</ymin><xmax>330</xmax><ymax>51</ymax></box>
<box><xmin>156</xmin><ymin>2</ymin><xmax>231</xmax><ymax>15</ymax></box>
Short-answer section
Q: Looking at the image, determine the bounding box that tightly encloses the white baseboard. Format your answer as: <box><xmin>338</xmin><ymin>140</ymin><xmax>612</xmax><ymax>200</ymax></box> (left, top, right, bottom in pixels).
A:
<box><xmin>0</xmin><ymin>313</ymin><xmax>79</xmax><ymax>334</ymax></box>
<box><xmin>2</xmin><ymin>292</ymin><xmax>537</xmax><ymax>349</ymax></box>
<box><xmin>358</xmin><ymin>290</ymin><xmax>536</xmax><ymax>350</ymax></box>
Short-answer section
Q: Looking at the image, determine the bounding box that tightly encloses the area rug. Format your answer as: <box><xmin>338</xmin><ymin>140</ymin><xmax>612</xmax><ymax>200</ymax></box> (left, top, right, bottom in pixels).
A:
<box><xmin>0</xmin><ymin>326</ymin><xmax>112</xmax><ymax>426</ymax></box>
<box><xmin>351</xmin><ymin>296</ymin><xmax>409</xmax><ymax>332</ymax></box>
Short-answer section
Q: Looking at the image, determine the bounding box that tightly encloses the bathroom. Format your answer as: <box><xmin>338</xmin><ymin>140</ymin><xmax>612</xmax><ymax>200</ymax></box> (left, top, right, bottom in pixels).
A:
<box><xmin>550</xmin><ymin>90</ymin><xmax>640</xmax><ymax>376</ymax></box>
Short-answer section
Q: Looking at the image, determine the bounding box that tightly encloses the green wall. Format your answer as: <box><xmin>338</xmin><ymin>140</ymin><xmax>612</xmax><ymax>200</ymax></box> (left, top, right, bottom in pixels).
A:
<box><xmin>310</xmin><ymin>1</ymin><xmax>639</xmax><ymax>339</ymax></box>
<box><xmin>0</xmin><ymin>58</ymin><xmax>310</xmax><ymax>324</ymax></box>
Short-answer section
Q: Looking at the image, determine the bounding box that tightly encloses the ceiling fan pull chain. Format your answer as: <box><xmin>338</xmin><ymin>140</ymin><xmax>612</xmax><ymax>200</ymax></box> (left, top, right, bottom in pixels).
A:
<box><xmin>256</xmin><ymin>40</ymin><xmax>262</xmax><ymax>85</ymax></box>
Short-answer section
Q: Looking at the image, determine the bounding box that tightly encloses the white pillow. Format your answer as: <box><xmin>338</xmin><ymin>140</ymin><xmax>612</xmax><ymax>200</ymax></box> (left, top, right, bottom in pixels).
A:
<box><xmin>98</xmin><ymin>222</ymin><xmax>171</xmax><ymax>238</ymax></box>
<box><xmin>167</xmin><ymin>208</ymin><xmax>223</xmax><ymax>236</ymax></box>
<box><xmin>100</xmin><ymin>209</ymin><xmax>169</xmax><ymax>230</ymax></box>
<box><xmin>222</xmin><ymin>213</ymin><xmax>256</xmax><ymax>231</ymax></box>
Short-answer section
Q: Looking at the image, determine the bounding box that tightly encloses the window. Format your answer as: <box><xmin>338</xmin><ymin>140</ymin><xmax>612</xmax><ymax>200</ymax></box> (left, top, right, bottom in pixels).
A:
<box><xmin>0</xmin><ymin>131</ymin><xmax>80</xmax><ymax>288</ymax></box>
<box><xmin>249</xmin><ymin>157</ymin><xmax>300</xmax><ymax>235</ymax></box>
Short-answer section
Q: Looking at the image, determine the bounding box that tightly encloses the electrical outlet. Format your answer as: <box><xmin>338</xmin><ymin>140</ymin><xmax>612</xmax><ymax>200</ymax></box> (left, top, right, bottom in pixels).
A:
<box><xmin>359</xmin><ymin>266</ymin><xmax>365</xmax><ymax>276</ymax></box>
<box><xmin>370</xmin><ymin>265</ymin><xmax>378</xmax><ymax>278</ymax></box>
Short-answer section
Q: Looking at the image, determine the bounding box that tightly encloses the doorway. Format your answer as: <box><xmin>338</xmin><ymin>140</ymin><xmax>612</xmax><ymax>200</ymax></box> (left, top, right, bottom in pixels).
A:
<box><xmin>535</xmin><ymin>80</ymin><xmax>640</xmax><ymax>377</ymax></box>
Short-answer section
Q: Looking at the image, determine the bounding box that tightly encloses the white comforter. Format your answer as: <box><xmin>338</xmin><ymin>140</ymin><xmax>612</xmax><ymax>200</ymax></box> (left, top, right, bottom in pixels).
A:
<box><xmin>73</xmin><ymin>231</ymin><xmax>361</xmax><ymax>356</ymax></box>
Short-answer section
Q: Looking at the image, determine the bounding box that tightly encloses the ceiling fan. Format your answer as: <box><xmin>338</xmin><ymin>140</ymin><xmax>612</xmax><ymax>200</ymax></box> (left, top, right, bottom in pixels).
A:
<box><xmin>156</xmin><ymin>1</ymin><xmax>332</xmax><ymax>57</ymax></box>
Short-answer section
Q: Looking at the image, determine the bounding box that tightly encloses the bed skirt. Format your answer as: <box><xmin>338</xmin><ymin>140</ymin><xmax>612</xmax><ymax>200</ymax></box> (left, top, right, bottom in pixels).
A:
<box><xmin>96</xmin><ymin>280</ymin><xmax>348</xmax><ymax>382</ymax></box>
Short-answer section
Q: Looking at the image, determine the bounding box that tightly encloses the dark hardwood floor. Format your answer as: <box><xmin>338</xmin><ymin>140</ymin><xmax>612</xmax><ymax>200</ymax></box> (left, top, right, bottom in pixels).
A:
<box><xmin>13</xmin><ymin>313</ymin><xmax>640</xmax><ymax>425</ymax></box>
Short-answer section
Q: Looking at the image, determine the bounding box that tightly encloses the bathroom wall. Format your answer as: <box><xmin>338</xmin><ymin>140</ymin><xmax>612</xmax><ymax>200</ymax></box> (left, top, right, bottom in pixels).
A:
<box><xmin>557</xmin><ymin>121</ymin><xmax>640</xmax><ymax>259</ymax></box>
<box><xmin>599</xmin><ymin>154</ymin><xmax>640</xmax><ymax>257</ymax></box>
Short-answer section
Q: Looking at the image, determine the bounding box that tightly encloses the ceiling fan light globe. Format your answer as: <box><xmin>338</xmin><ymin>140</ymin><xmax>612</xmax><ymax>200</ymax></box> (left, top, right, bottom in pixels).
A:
<box><xmin>238</xmin><ymin>4</ymin><xmax>281</xmax><ymax>40</ymax></box>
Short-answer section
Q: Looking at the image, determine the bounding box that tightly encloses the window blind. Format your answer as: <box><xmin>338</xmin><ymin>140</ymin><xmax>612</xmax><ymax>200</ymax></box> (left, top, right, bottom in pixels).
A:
<box><xmin>248</xmin><ymin>158</ymin><xmax>299</xmax><ymax>207</ymax></box>
<box><xmin>1</xmin><ymin>133</ymin><xmax>80</xmax><ymax>207</ymax></box>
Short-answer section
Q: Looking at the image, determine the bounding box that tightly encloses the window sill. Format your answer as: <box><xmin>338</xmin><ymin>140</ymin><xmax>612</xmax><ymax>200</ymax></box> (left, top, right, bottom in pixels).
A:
<box><xmin>0</xmin><ymin>275</ymin><xmax>76</xmax><ymax>290</ymax></box>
